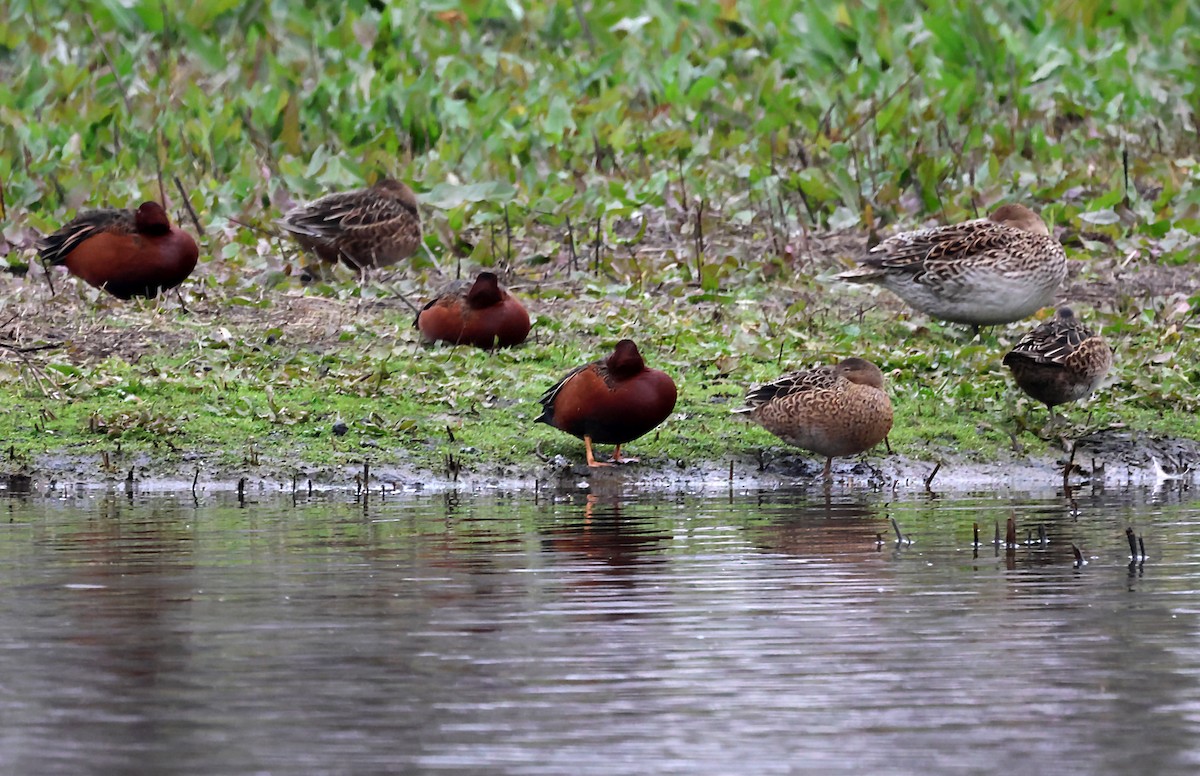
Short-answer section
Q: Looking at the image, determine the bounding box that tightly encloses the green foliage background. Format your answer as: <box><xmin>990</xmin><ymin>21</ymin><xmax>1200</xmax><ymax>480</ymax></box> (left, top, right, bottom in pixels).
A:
<box><xmin>0</xmin><ymin>0</ymin><xmax>1196</xmax><ymax>479</ymax></box>
<box><xmin>5</xmin><ymin>0</ymin><xmax>1200</xmax><ymax>249</ymax></box>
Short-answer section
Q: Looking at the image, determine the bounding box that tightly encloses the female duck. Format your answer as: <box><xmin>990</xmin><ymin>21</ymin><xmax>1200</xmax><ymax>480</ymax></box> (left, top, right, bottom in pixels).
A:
<box><xmin>38</xmin><ymin>201</ymin><xmax>199</xmax><ymax>299</ymax></box>
<box><xmin>536</xmin><ymin>340</ymin><xmax>677</xmax><ymax>467</ymax></box>
<box><xmin>416</xmin><ymin>272</ymin><xmax>530</xmax><ymax>349</ymax></box>
<box><xmin>278</xmin><ymin>178</ymin><xmax>421</xmax><ymax>271</ymax></box>
<box><xmin>735</xmin><ymin>357</ymin><xmax>893</xmax><ymax>480</ymax></box>
<box><xmin>1003</xmin><ymin>307</ymin><xmax>1112</xmax><ymax>415</ymax></box>
<box><xmin>837</xmin><ymin>204</ymin><xmax>1067</xmax><ymax>328</ymax></box>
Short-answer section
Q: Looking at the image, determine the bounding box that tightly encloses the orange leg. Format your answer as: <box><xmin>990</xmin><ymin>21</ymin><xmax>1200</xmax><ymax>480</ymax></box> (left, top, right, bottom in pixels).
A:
<box><xmin>612</xmin><ymin>444</ymin><xmax>639</xmax><ymax>464</ymax></box>
<box><xmin>584</xmin><ymin>436</ymin><xmax>613</xmax><ymax>468</ymax></box>
<box><xmin>822</xmin><ymin>457</ymin><xmax>833</xmax><ymax>481</ymax></box>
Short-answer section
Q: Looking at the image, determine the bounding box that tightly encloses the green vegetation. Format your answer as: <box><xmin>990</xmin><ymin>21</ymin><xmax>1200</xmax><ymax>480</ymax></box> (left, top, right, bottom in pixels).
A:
<box><xmin>0</xmin><ymin>0</ymin><xmax>1197</xmax><ymax>481</ymax></box>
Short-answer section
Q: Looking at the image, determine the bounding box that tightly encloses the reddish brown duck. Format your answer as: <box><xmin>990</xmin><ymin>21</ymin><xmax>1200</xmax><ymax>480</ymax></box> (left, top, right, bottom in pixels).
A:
<box><xmin>416</xmin><ymin>272</ymin><xmax>531</xmax><ymax>349</ymax></box>
<box><xmin>536</xmin><ymin>340</ymin><xmax>677</xmax><ymax>468</ymax></box>
<box><xmin>38</xmin><ymin>201</ymin><xmax>199</xmax><ymax>299</ymax></box>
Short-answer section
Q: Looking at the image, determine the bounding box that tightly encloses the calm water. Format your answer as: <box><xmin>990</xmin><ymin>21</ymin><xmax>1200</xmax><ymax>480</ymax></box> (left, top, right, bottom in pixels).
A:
<box><xmin>1</xmin><ymin>481</ymin><xmax>1199</xmax><ymax>775</ymax></box>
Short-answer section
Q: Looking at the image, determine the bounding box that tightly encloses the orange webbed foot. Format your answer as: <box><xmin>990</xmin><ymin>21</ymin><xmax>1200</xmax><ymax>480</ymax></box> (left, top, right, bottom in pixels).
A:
<box><xmin>584</xmin><ymin>436</ymin><xmax>615</xmax><ymax>468</ymax></box>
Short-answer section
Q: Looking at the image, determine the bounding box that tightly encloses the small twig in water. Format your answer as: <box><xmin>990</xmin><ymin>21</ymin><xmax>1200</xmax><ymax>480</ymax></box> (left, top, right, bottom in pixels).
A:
<box><xmin>1063</xmin><ymin>442</ymin><xmax>1077</xmax><ymax>491</ymax></box>
<box><xmin>924</xmin><ymin>461</ymin><xmax>941</xmax><ymax>491</ymax></box>
<box><xmin>1071</xmin><ymin>543</ymin><xmax>1085</xmax><ymax>568</ymax></box>
<box><xmin>1126</xmin><ymin>527</ymin><xmax>1138</xmax><ymax>560</ymax></box>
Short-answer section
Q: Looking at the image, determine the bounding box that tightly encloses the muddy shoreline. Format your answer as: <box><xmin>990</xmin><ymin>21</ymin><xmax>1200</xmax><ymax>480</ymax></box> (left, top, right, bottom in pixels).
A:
<box><xmin>3</xmin><ymin>429</ymin><xmax>1196</xmax><ymax>498</ymax></box>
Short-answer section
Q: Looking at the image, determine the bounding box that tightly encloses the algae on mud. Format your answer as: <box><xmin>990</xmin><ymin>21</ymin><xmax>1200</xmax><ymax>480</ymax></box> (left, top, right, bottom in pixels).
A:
<box><xmin>0</xmin><ymin>245</ymin><xmax>1196</xmax><ymax>492</ymax></box>
<box><xmin>1</xmin><ymin>1</ymin><xmax>1198</xmax><ymax>489</ymax></box>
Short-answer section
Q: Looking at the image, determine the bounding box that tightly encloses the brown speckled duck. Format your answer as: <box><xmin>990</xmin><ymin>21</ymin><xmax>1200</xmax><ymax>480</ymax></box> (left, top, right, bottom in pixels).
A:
<box><xmin>278</xmin><ymin>178</ymin><xmax>421</xmax><ymax>271</ymax></box>
<box><xmin>734</xmin><ymin>357</ymin><xmax>893</xmax><ymax>480</ymax></box>
<box><xmin>1002</xmin><ymin>307</ymin><xmax>1113</xmax><ymax>415</ymax></box>
<box><xmin>836</xmin><ymin>204</ymin><xmax>1067</xmax><ymax>329</ymax></box>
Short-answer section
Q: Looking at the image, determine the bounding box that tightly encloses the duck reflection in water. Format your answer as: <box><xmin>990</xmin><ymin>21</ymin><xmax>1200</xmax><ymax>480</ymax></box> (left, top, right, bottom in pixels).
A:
<box><xmin>746</xmin><ymin>495</ymin><xmax>892</xmax><ymax>563</ymax></box>
<box><xmin>51</xmin><ymin>501</ymin><xmax>194</xmax><ymax>690</ymax></box>
<box><xmin>539</xmin><ymin>494</ymin><xmax>671</xmax><ymax>593</ymax></box>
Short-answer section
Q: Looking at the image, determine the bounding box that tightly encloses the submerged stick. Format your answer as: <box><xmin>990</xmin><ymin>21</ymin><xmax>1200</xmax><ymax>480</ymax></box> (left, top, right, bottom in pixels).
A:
<box><xmin>1063</xmin><ymin>442</ymin><xmax>1077</xmax><ymax>491</ymax></box>
<box><xmin>972</xmin><ymin>522</ymin><xmax>980</xmax><ymax>547</ymax></box>
<box><xmin>1138</xmin><ymin>536</ymin><xmax>1146</xmax><ymax>562</ymax></box>
<box><xmin>924</xmin><ymin>461</ymin><xmax>941</xmax><ymax>491</ymax></box>
<box><xmin>1006</xmin><ymin>517</ymin><xmax>1017</xmax><ymax>549</ymax></box>
<box><xmin>1071</xmin><ymin>543</ymin><xmax>1084</xmax><ymax>567</ymax></box>
<box><xmin>1126</xmin><ymin>527</ymin><xmax>1138</xmax><ymax>560</ymax></box>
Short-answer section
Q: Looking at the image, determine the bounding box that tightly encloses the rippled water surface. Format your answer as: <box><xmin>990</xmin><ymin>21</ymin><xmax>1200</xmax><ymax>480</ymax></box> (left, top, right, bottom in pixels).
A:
<box><xmin>2</xmin><ymin>482</ymin><xmax>1199</xmax><ymax>775</ymax></box>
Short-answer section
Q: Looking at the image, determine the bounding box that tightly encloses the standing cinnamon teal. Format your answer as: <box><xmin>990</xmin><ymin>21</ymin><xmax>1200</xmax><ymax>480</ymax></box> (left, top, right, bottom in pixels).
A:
<box><xmin>836</xmin><ymin>204</ymin><xmax>1067</xmax><ymax>329</ymax></box>
<box><xmin>416</xmin><ymin>271</ymin><xmax>531</xmax><ymax>349</ymax></box>
<box><xmin>38</xmin><ymin>201</ymin><xmax>199</xmax><ymax>299</ymax></box>
<box><xmin>536</xmin><ymin>340</ymin><xmax>677</xmax><ymax>468</ymax></box>
<box><xmin>734</xmin><ymin>357</ymin><xmax>893</xmax><ymax>480</ymax></box>
<box><xmin>1002</xmin><ymin>307</ymin><xmax>1113</xmax><ymax>415</ymax></box>
<box><xmin>278</xmin><ymin>178</ymin><xmax>421</xmax><ymax>271</ymax></box>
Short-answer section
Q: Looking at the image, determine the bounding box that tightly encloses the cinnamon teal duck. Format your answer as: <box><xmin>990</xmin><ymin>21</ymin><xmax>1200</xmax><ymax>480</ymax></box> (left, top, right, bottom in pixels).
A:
<box><xmin>416</xmin><ymin>272</ymin><xmax>531</xmax><ymax>349</ymax></box>
<box><xmin>38</xmin><ymin>201</ymin><xmax>199</xmax><ymax>299</ymax></box>
<box><xmin>536</xmin><ymin>340</ymin><xmax>677</xmax><ymax>468</ymax></box>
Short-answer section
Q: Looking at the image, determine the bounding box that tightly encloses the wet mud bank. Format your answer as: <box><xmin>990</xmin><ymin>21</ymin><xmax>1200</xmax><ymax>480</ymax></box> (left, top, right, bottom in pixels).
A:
<box><xmin>2</xmin><ymin>430</ymin><xmax>1196</xmax><ymax>499</ymax></box>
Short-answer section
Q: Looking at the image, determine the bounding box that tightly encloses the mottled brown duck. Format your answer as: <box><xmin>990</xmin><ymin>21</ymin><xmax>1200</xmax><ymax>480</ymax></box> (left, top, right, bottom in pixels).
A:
<box><xmin>837</xmin><ymin>204</ymin><xmax>1067</xmax><ymax>329</ymax></box>
<box><xmin>1003</xmin><ymin>307</ymin><xmax>1113</xmax><ymax>416</ymax></box>
<box><xmin>735</xmin><ymin>357</ymin><xmax>893</xmax><ymax>480</ymax></box>
<box><xmin>278</xmin><ymin>178</ymin><xmax>422</xmax><ymax>272</ymax></box>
